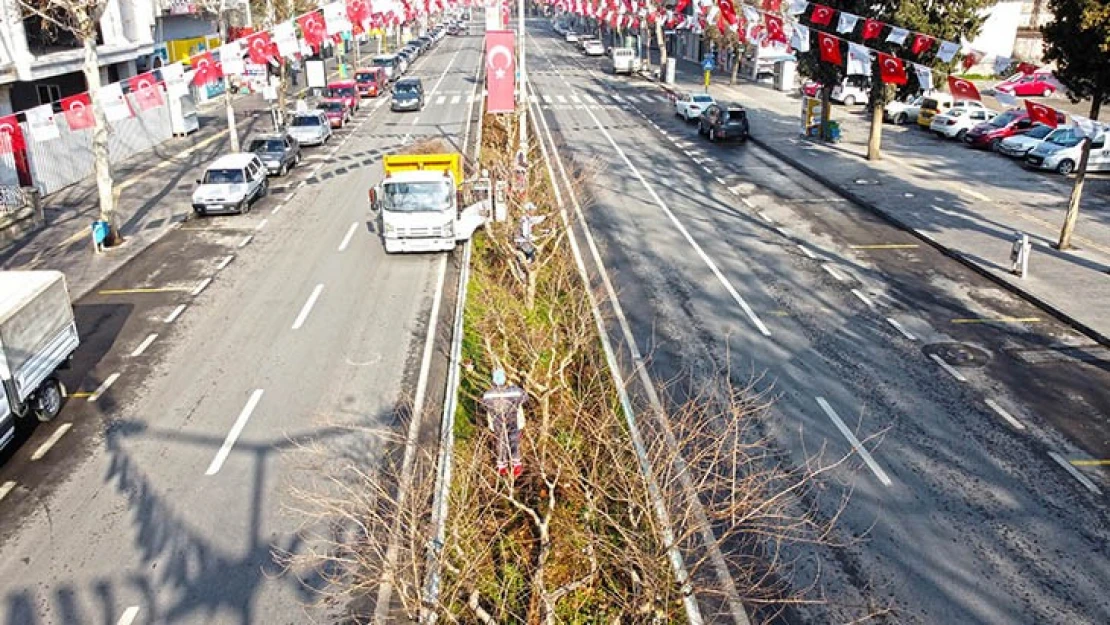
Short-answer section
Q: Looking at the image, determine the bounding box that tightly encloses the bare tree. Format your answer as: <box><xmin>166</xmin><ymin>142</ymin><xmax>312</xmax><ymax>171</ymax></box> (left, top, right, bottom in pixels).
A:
<box><xmin>20</xmin><ymin>0</ymin><xmax>120</xmax><ymax>244</ymax></box>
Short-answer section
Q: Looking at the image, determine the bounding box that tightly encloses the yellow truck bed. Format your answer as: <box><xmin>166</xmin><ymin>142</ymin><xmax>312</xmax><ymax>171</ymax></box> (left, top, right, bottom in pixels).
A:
<box><xmin>382</xmin><ymin>153</ymin><xmax>462</xmax><ymax>184</ymax></box>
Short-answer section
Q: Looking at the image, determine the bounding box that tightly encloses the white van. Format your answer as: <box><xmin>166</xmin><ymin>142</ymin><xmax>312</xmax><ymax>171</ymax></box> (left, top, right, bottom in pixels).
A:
<box><xmin>1025</xmin><ymin>126</ymin><xmax>1110</xmax><ymax>175</ymax></box>
<box><xmin>191</xmin><ymin>153</ymin><xmax>269</xmax><ymax>215</ymax></box>
<box><xmin>612</xmin><ymin>48</ymin><xmax>638</xmax><ymax>74</ymax></box>
<box><xmin>830</xmin><ymin>74</ymin><xmax>870</xmax><ymax>106</ymax></box>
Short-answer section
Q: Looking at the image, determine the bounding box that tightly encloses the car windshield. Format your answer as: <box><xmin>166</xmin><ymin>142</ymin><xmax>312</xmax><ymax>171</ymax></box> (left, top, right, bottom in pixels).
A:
<box><xmin>947</xmin><ymin>109</ymin><xmax>967</xmax><ymax>117</ymax></box>
<box><xmin>922</xmin><ymin>98</ymin><xmax>940</xmax><ymax>110</ymax></box>
<box><xmin>382</xmin><ymin>181</ymin><xmax>454</xmax><ymax>212</ymax></box>
<box><xmin>292</xmin><ymin>115</ymin><xmax>321</xmax><ymax>127</ymax></box>
<box><xmin>1025</xmin><ymin>124</ymin><xmax>1053</xmax><ymax>140</ymax></box>
<box><xmin>1047</xmin><ymin>128</ymin><xmax>1082</xmax><ymax>147</ymax></box>
<box><xmin>395</xmin><ymin>83</ymin><xmax>418</xmax><ymax>94</ymax></box>
<box><xmin>356</xmin><ymin>72</ymin><xmax>378</xmax><ymax>83</ymax></box>
<box><xmin>203</xmin><ymin>168</ymin><xmax>244</xmax><ymax>184</ymax></box>
<box><xmin>372</xmin><ymin>57</ymin><xmax>394</xmax><ymax>67</ymax></box>
<box><xmin>692</xmin><ymin>94</ymin><xmax>714</xmax><ymax>103</ymax></box>
<box><xmin>319</xmin><ymin>102</ymin><xmax>345</xmax><ymax>112</ymax></box>
<box><xmin>329</xmin><ymin>87</ymin><xmax>356</xmax><ymax>98</ymax></box>
<box><xmin>990</xmin><ymin>111</ymin><xmax>1020</xmax><ymax>127</ymax></box>
<box><xmin>249</xmin><ymin>139</ymin><xmax>284</xmax><ymax>152</ymax></box>
<box><xmin>723</xmin><ymin>109</ymin><xmax>745</xmax><ymax>122</ymax></box>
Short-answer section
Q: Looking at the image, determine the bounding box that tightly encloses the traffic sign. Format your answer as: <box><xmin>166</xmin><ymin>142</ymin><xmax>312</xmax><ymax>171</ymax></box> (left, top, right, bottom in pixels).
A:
<box><xmin>702</xmin><ymin>57</ymin><xmax>716</xmax><ymax>71</ymax></box>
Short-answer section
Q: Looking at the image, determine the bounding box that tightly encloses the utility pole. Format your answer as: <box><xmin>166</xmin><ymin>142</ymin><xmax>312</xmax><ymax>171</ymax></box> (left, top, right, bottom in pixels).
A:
<box><xmin>518</xmin><ymin>0</ymin><xmax>527</xmax><ymax>155</ymax></box>
<box><xmin>218</xmin><ymin>0</ymin><xmax>240</xmax><ymax>152</ymax></box>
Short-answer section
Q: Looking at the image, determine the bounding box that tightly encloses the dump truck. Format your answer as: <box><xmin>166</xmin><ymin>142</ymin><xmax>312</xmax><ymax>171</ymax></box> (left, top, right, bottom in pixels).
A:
<box><xmin>368</xmin><ymin>152</ymin><xmax>490</xmax><ymax>253</ymax></box>
<box><xmin>0</xmin><ymin>271</ymin><xmax>79</xmax><ymax>449</ymax></box>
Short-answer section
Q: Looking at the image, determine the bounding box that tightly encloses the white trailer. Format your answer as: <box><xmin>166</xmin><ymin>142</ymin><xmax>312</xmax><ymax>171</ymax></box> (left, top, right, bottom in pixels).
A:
<box><xmin>0</xmin><ymin>271</ymin><xmax>79</xmax><ymax>449</ymax></box>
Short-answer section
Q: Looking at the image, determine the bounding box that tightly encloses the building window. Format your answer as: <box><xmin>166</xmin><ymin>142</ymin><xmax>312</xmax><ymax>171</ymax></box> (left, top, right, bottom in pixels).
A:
<box><xmin>36</xmin><ymin>84</ymin><xmax>61</xmax><ymax>106</ymax></box>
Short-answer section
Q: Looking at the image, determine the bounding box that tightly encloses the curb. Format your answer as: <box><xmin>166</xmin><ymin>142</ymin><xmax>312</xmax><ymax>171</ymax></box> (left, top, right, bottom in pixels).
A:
<box><xmin>647</xmin><ymin>77</ymin><xmax>1110</xmax><ymax>349</ymax></box>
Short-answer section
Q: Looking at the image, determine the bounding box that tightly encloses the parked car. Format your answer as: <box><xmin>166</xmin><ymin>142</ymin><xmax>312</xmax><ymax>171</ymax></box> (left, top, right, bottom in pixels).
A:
<box><xmin>371</xmin><ymin>54</ymin><xmax>401</xmax><ymax>82</ymax></box>
<box><xmin>248</xmin><ymin>133</ymin><xmax>301</xmax><ymax>176</ymax></box>
<box><xmin>830</xmin><ymin>74</ymin><xmax>870</xmax><ymax>106</ymax></box>
<box><xmin>995</xmin><ymin>70</ymin><xmax>1059</xmax><ymax>97</ymax></box>
<box><xmin>565</xmin><ymin>31</ymin><xmax>579</xmax><ymax>43</ymax></box>
<box><xmin>698</xmin><ymin>104</ymin><xmax>750</xmax><ymax>143</ymax></box>
<box><xmin>397</xmin><ymin>47</ymin><xmax>417</xmax><ymax>69</ymax></box>
<box><xmin>191</xmin><ymin>153</ymin><xmax>269</xmax><ymax>216</ymax></box>
<box><xmin>391</xmin><ymin>77</ymin><xmax>425</xmax><ymax>112</ymax></box>
<box><xmin>963</xmin><ymin>109</ymin><xmax>1036</xmax><ymax>150</ymax></box>
<box><xmin>884</xmin><ymin>94</ymin><xmax>925</xmax><ymax>125</ymax></box>
<box><xmin>801</xmin><ymin>79</ymin><xmax>822</xmax><ymax>98</ymax></box>
<box><xmin>355</xmin><ymin>67</ymin><xmax>389</xmax><ymax>97</ymax></box>
<box><xmin>996</xmin><ymin>123</ymin><xmax>1055</xmax><ymax>159</ymax></box>
<box><xmin>675</xmin><ymin>92</ymin><xmax>716</xmax><ymax>122</ymax></box>
<box><xmin>326</xmin><ymin>80</ymin><xmax>360</xmax><ymax>113</ymax></box>
<box><xmin>611</xmin><ymin>48</ymin><xmax>638</xmax><ymax>74</ymax></box>
<box><xmin>917</xmin><ymin>94</ymin><xmax>986</xmax><ymax>128</ymax></box>
<box><xmin>583</xmin><ymin>40</ymin><xmax>604</xmax><ymax>56</ymax></box>
<box><xmin>1025</xmin><ymin>126</ymin><xmax>1109</xmax><ymax>175</ymax></box>
<box><xmin>318</xmin><ymin>98</ymin><xmax>351</xmax><ymax>128</ymax></box>
<box><xmin>930</xmin><ymin>105</ymin><xmax>996</xmax><ymax>140</ymax></box>
<box><xmin>287</xmin><ymin>111</ymin><xmax>332</xmax><ymax>146</ymax></box>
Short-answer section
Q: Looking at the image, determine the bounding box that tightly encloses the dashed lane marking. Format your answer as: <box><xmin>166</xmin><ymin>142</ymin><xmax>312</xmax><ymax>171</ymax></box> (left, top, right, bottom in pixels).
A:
<box><xmin>205</xmin><ymin>389</ymin><xmax>264</xmax><ymax>476</ymax></box>
<box><xmin>929</xmin><ymin>353</ymin><xmax>968</xmax><ymax>382</ymax></box>
<box><xmin>117</xmin><ymin>606</ymin><xmax>140</xmax><ymax>625</ymax></box>
<box><xmin>822</xmin><ymin>264</ymin><xmax>848</xmax><ymax>282</ymax></box>
<box><xmin>238</xmin><ymin>235</ymin><xmax>253</xmax><ymax>248</ymax></box>
<box><xmin>816</xmin><ymin>397</ymin><xmax>893</xmax><ymax>487</ymax></box>
<box><xmin>849</xmin><ymin>244</ymin><xmax>920</xmax><ymax>250</ymax></box>
<box><xmin>98</xmin><ymin>287</ymin><xmax>191</xmax><ymax>296</ymax></box>
<box><xmin>885</xmin><ymin>317</ymin><xmax>917</xmax><ymax>341</ymax></box>
<box><xmin>88</xmin><ymin>373</ymin><xmax>121</xmax><ymax>403</ymax></box>
<box><xmin>1049</xmin><ymin>452</ymin><xmax>1103</xmax><ymax>494</ymax></box>
<box><xmin>0</xmin><ymin>481</ymin><xmax>15</xmax><ymax>503</ymax></box>
<box><xmin>985</xmin><ymin>398</ymin><xmax>1026</xmax><ymax>430</ymax></box>
<box><xmin>31</xmin><ymin>423</ymin><xmax>72</xmax><ymax>461</ymax></box>
<box><xmin>191</xmin><ymin>277</ymin><xmax>213</xmax><ymax>296</ymax></box>
<box><xmin>851</xmin><ymin>289</ymin><xmax>878</xmax><ymax>311</ymax></box>
<box><xmin>164</xmin><ymin>304</ymin><xmax>187</xmax><ymax>324</ymax></box>
<box><xmin>216</xmin><ymin>255</ymin><xmax>234</xmax><ymax>271</ymax></box>
<box><xmin>951</xmin><ymin>317</ymin><xmax>1042</xmax><ymax>324</ymax></box>
<box><xmin>130</xmin><ymin>333</ymin><xmax>158</xmax><ymax>357</ymax></box>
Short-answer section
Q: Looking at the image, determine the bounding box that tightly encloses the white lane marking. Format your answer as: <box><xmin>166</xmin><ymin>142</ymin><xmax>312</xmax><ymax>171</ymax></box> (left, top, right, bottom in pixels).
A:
<box><xmin>0</xmin><ymin>481</ymin><xmax>15</xmax><ymax>503</ymax></box>
<box><xmin>216</xmin><ymin>255</ymin><xmax>234</xmax><ymax>271</ymax></box>
<box><xmin>816</xmin><ymin>397</ymin><xmax>893</xmax><ymax>487</ymax></box>
<box><xmin>851</xmin><ymin>288</ymin><xmax>877</xmax><ymax>311</ymax></box>
<box><xmin>31</xmin><ymin>423</ymin><xmax>73</xmax><ymax>461</ymax></box>
<box><xmin>117</xmin><ymin>606</ymin><xmax>140</xmax><ymax>625</ymax></box>
<box><xmin>929</xmin><ymin>353</ymin><xmax>968</xmax><ymax>382</ymax></box>
<box><xmin>130</xmin><ymin>333</ymin><xmax>158</xmax><ymax>357</ymax></box>
<box><xmin>740</xmin><ymin>197</ymin><xmax>755</xmax><ymax>209</ymax></box>
<box><xmin>205</xmin><ymin>389</ymin><xmax>264</xmax><ymax>476</ymax></box>
<box><xmin>411</xmin><ymin>115</ymin><xmax>421</xmax><ymax>126</ymax></box>
<box><xmin>291</xmin><ymin>284</ymin><xmax>324</xmax><ymax>330</ymax></box>
<box><xmin>822</xmin><ymin>264</ymin><xmax>848</xmax><ymax>282</ymax></box>
<box><xmin>238</xmin><ymin>235</ymin><xmax>253</xmax><ymax>248</ymax></box>
<box><xmin>435</xmin><ymin>95</ymin><xmax>446</xmax><ymax>105</ymax></box>
<box><xmin>797</xmin><ymin>244</ymin><xmax>817</xmax><ymax>259</ymax></box>
<box><xmin>715</xmin><ymin>176</ymin><xmax>727</xmax><ymax>185</ymax></box>
<box><xmin>984</xmin><ymin>398</ymin><xmax>1026</xmax><ymax>430</ymax></box>
<box><xmin>960</xmin><ymin>186</ymin><xmax>992</xmax><ymax>203</ymax></box>
<box><xmin>885</xmin><ymin>317</ymin><xmax>916</xmax><ymax>341</ymax></box>
<box><xmin>701</xmin><ymin>166</ymin><xmax>713</xmax><ymax>174</ymax></box>
<box><xmin>581</xmin><ymin>93</ymin><xmax>595</xmax><ymax>103</ymax></box>
<box><xmin>88</xmin><ymin>373</ymin><xmax>121</xmax><ymax>403</ymax></box>
<box><xmin>1048</xmin><ymin>452</ymin><xmax>1102</xmax><ymax>495</ymax></box>
<box><xmin>191</xmin><ymin>277</ymin><xmax>213</xmax><ymax>296</ymax></box>
<box><xmin>543</xmin><ymin>94</ymin><xmax>553</xmax><ymax>104</ymax></box>
<box><xmin>728</xmin><ymin>187</ymin><xmax>739</xmax><ymax>195</ymax></box>
<box><xmin>338</xmin><ymin>221</ymin><xmax>359</xmax><ymax>252</ymax></box>
<box><xmin>255</xmin><ymin>218</ymin><xmax>268</xmax><ymax>231</ymax></box>
<box><xmin>774</xmin><ymin>226</ymin><xmax>792</xmax><ymax>238</ymax></box>
<box><xmin>164</xmin><ymin>304</ymin><xmax>186</xmax><ymax>324</ymax></box>
<box><xmin>450</xmin><ymin>94</ymin><xmax>461</xmax><ymax>104</ymax></box>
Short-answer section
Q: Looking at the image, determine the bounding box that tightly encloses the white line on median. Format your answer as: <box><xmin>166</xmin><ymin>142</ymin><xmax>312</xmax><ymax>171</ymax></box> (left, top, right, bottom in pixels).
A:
<box><xmin>0</xmin><ymin>481</ymin><xmax>15</xmax><ymax>502</ymax></box>
<box><xmin>31</xmin><ymin>423</ymin><xmax>72</xmax><ymax>461</ymax></box>
<box><xmin>88</xmin><ymin>373</ymin><xmax>121</xmax><ymax>403</ymax></box>
<box><xmin>984</xmin><ymin>398</ymin><xmax>1026</xmax><ymax>430</ymax></box>
<box><xmin>929</xmin><ymin>353</ymin><xmax>968</xmax><ymax>382</ymax></box>
<box><xmin>816</xmin><ymin>397</ymin><xmax>893</xmax><ymax>486</ymax></box>
<box><xmin>338</xmin><ymin>222</ymin><xmax>359</xmax><ymax>252</ymax></box>
<box><xmin>130</xmin><ymin>333</ymin><xmax>158</xmax><ymax>357</ymax></box>
<box><xmin>191</xmin><ymin>277</ymin><xmax>213</xmax><ymax>296</ymax></box>
<box><xmin>116</xmin><ymin>606</ymin><xmax>140</xmax><ymax>625</ymax></box>
<box><xmin>291</xmin><ymin>284</ymin><xmax>324</xmax><ymax>330</ymax></box>
<box><xmin>216</xmin><ymin>255</ymin><xmax>234</xmax><ymax>271</ymax></box>
<box><xmin>205</xmin><ymin>389</ymin><xmax>264</xmax><ymax>476</ymax></box>
<box><xmin>885</xmin><ymin>317</ymin><xmax>916</xmax><ymax>341</ymax></box>
<box><xmin>164</xmin><ymin>304</ymin><xmax>186</xmax><ymax>324</ymax></box>
<box><xmin>1048</xmin><ymin>451</ymin><xmax>1102</xmax><ymax>495</ymax></box>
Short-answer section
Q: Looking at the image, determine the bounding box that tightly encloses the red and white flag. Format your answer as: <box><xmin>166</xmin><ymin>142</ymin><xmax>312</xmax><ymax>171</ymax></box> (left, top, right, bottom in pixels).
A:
<box><xmin>190</xmin><ymin>50</ymin><xmax>222</xmax><ymax>85</ymax></box>
<box><xmin>817</xmin><ymin>31</ymin><xmax>841</xmax><ymax>65</ymax></box>
<box><xmin>60</xmin><ymin>93</ymin><xmax>95</xmax><ymax>130</ymax></box>
<box><xmin>1025</xmin><ymin>100</ymin><xmax>1059</xmax><ymax>128</ymax></box>
<box><xmin>485</xmin><ymin>31</ymin><xmax>515</xmax><ymax>113</ymax></box>
<box><xmin>246</xmin><ymin>32</ymin><xmax>276</xmax><ymax>65</ymax></box>
<box><xmin>947</xmin><ymin>75</ymin><xmax>981</xmax><ymax>101</ymax></box>
<box><xmin>911</xmin><ymin>33</ymin><xmax>935</xmax><ymax>56</ymax></box>
<box><xmin>764</xmin><ymin>14</ymin><xmax>788</xmax><ymax>44</ymax></box>
<box><xmin>0</xmin><ymin>114</ymin><xmax>25</xmax><ymax>153</ymax></box>
<box><xmin>297</xmin><ymin>11</ymin><xmax>328</xmax><ymax>50</ymax></box>
<box><xmin>877</xmin><ymin>53</ymin><xmax>907</xmax><ymax>85</ymax></box>
<box><xmin>129</xmin><ymin>72</ymin><xmax>164</xmax><ymax>111</ymax></box>
<box><xmin>809</xmin><ymin>3</ymin><xmax>834</xmax><ymax>27</ymax></box>
<box><xmin>861</xmin><ymin>18</ymin><xmax>883</xmax><ymax>40</ymax></box>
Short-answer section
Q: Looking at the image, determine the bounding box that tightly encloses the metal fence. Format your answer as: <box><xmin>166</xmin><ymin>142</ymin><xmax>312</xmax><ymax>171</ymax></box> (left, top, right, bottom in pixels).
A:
<box><xmin>22</xmin><ymin>88</ymin><xmax>174</xmax><ymax>195</ymax></box>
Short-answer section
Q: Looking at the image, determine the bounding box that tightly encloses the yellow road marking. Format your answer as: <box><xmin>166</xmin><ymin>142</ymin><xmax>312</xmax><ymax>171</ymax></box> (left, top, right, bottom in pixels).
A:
<box><xmin>1069</xmin><ymin>459</ymin><xmax>1110</xmax><ymax>466</ymax></box>
<box><xmin>97</xmin><ymin>287</ymin><xmax>193</xmax><ymax>295</ymax></box>
<box><xmin>951</xmin><ymin>317</ymin><xmax>1042</xmax><ymax>324</ymax></box>
<box><xmin>69</xmin><ymin>392</ymin><xmax>93</xmax><ymax>399</ymax></box>
<box><xmin>849</xmin><ymin>244</ymin><xmax>920</xmax><ymax>250</ymax></box>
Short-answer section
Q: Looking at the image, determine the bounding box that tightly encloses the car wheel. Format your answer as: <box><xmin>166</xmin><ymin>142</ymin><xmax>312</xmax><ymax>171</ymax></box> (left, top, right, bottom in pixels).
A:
<box><xmin>1042</xmin><ymin>87</ymin><xmax>1053</xmax><ymax>97</ymax></box>
<box><xmin>896</xmin><ymin>113</ymin><xmax>907</xmax><ymax>125</ymax></box>
<box><xmin>989</xmin><ymin>138</ymin><xmax>1001</xmax><ymax>152</ymax></box>
<box><xmin>956</xmin><ymin>129</ymin><xmax>968</xmax><ymax>142</ymax></box>
<box><xmin>194</xmin><ymin>207</ymin><xmax>206</xmax><ymax>217</ymax></box>
<box><xmin>1057</xmin><ymin>159</ymin><xmax>1076</xmax><ymax>175</ymax></box>
<box><xmin>34</xmin><ymin>378</ymin><xmax>64</xmax><ymax>423</ymax></box>
<box><xmin>278</xmin><ymin>163</ymin><xmax>288</xmax><ymax>177</ymax></box>
<box><xmin>238</xmin><ymin>199</ymin><xmax>249</xmax><ymax>214</ymax></box>
<box><xmin>843</xmin><ymin>95</ymin><xmax>856</xmax><ymax>106</ymax></box>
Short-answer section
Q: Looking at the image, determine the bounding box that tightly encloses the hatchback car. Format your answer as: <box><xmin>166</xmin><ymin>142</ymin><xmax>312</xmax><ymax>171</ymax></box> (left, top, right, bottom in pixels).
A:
<box><xmin>884</xmin><ymin>94</ymin><xmax>925</xmax><ymax>125</ymax></box>
<box><xmin>565</xmin><ymin>31</ymin><xmax>579</xmax><ymax>43</ymax></box>
<box><xmin>326</xmin><ymin>80</ymin><xmax>360</xmax><ymax>113</ymax></box>
<box><xmin>191</xmin><ymin>153</ymin><xmax>268</xmax><ymax>216</ymax></box>
<box><xmin>675</xmin><ymin>92</ymin><xmax>716</xmax><ymax>122</ymax></box>
<box><xmin>355</xmin><ymin>67</ymin><xmax>388</xmax><ymax>97</ymax></box>
<box><xmin>391</xmin><ymin>77</ymin><xmax>424</xmax><ymax>112</ymax></box>
<box><xmin>995</xmin><ymin>71</ymin><xmax>1059</xmax><ymax>97</ymax></box>
<box><xmin>318</xmin><ymin>98</ymin><xmax>351</xmax><ymax>128</ymax></box>
<box><xmin>248</xmin><ymin>133</ymin><xmax>301</xmax><ymax>176</ymax></box>
<box><xmin>930</xmin><ymin>105</ymin><xmax>996</xmax><ymax>140</ymax></box>
<box><xmin>287</xmin><ymin>111</ymin><xmax>332</xmax><ymax>146</ymax></box>
<box><xmin>698</xmin><ymin>104</ymin><xmax>750</xmax><ymax>142</ymax></box>
<box><xmin>997</xmin><ymin>123</ymin><xmax>1055</xmax><ymax>159</ymax></box>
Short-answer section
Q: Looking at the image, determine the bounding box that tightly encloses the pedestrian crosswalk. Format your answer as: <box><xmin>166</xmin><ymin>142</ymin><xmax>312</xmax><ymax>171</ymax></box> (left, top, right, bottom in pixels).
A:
<box><xmin>526</xmin><ymin>92</ymin><xmax>669</xmax><ymax>106</ymax></box>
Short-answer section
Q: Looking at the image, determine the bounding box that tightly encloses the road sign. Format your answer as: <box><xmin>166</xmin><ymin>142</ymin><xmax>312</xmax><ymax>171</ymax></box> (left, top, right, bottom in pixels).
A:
<box><xmin>702</xmin><ymin>57</ymin><xmax>715</xmax><ymax>72</ymax></box>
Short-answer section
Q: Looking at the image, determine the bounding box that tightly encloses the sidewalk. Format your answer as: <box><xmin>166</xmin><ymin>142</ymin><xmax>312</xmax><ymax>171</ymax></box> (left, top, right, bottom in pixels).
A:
<box><xmin>0</xmin><ymin>51</ymin><xmax>352</xmax><ymax>301</ymax></box>
<box><xmin>649</xmin><ymin>58</ymin><xmax>1110</xmax><ymax>346</ymax></box>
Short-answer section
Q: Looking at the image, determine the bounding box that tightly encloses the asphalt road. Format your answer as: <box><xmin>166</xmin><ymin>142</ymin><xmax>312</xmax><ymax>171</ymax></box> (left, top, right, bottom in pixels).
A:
<box><xmin>0</xmin><ymin>30</ymin><xmax>482</xmax><ymax>625</ymax></box>
<box><xmin>527</xmin><ymin>24</ymin><xmax>1109</xmax><ymax>625</ymax></box>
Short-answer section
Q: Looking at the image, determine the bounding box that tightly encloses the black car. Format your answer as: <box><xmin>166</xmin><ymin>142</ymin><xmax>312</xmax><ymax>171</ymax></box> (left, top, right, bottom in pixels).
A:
<box><xmin>698</xmin><ymin>104</ymin><xmax>750</xmax><ymax>143</ymax></box>
<box><xmin>247</xmin><ymin>132</ymin><xmax>301</xmax><ymax>176</ymax></box>
<box><xmin>391</xmin><ymin>77</ymin><xmax>425</xmax><ymax>112</ymax></box>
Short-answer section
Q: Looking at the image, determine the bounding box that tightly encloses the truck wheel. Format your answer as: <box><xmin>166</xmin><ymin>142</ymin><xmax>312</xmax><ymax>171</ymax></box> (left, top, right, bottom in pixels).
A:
<box><xmin>34</xmin><ymin>378</ymin><xmax>64</xmax><ymax>422</ymax></box>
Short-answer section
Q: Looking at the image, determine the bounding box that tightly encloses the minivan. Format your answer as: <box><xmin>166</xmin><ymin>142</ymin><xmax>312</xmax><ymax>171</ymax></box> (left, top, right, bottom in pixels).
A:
<box><xmin>371</xmin><ymin>54</ymin><xmax>401</xmax><ymax>82</ymax></box>
<box><xmin>611</xmin><ymin>48</ymin><xmax>638</xmax><ymax>74</ymax></box>
<box><xmin>355</xmin><ymin>67</ymin><xmax>388</xmax><ymax>97</ymax></box>
<box><xmin>191</xmin><ymin>153</ymin><xmax>268</xmax><ymax>216</ymax></box>
<box><xmin>391</xmin><ymin>77</ymin><xmax>425</xmax><ymax>112</ymax></box>
<box><xmin>830</xmin><ymin>74</ymin><xmax>870</xmax><ymax>106</ymax></box>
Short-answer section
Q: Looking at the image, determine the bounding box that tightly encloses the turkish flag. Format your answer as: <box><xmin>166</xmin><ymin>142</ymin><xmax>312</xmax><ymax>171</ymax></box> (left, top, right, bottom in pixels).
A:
<box><xmin>1025</xmin><ymin>100</ymin><xmax>1060</xmax><ymax>128</ymax></box>
<box><xmin>61</xmin><ymin>93</ymin><xmax>95</xmax><ymax>130</ymax></box>
<box><xmin>486</xmin><ymin>31</ymin><xmax>515</xmax><ymax>114</ymax></box>
<box><xmin>877</xmin><ymin>53</ymin><xmax>907</xmax><ymax>85</ymax></box>
<box><xmin>0</xmin><ymin>114</ymin><xmax>25</xmax><ymax>153</ymax></box>
<box><xmin>298</xmin><ymin>11</ymin><xmax>327</xmax><ymax>50</ymax></box>
<box><xmin>764</xmin><ymin>14</ymin><xmax>787</xmax><ymax>44</ymax></box>
<box><xmin>674</xmin><ymin>0</ymin><xmax>690</xmax><ymax>13</ymax></box>
<box><xmin>347</xmin><ymin>0</ymin><xmax>370</xmax><ymax>29</ymax></box>
<box><xmin>718</xmin><ymin>0</ymin><xmax>738</xmax><ymax>28</ymax></box>
<box><xmin>762</xmin><ymin>0</ymin><xmax>781</xmax><ymax>9</ymax></box>
<box><xmin>911</xmin><ymin>33</ymin><xmax>934</xmax><ymax>56</ymax></box>
<box><xmin>190</xmin><ymin>50</ymin><xmax>221</xmax><ymax>85</ymax></box>
<box><xmin>947</xmin><ymin>75</ymin><xmax>982</xmax><ymax>101</ymax></box>
<box><xmin>810</xmin><ymin>4</ymin><xmax>834</xmax><ymax>27</ymax></box>
<box><xmin>817</xmin><ymin>32</ymin><xmax>841</xmax><ymax>65</ymax></box>
<box><xmin>862</xmin><ymin>18</ymin><xmax>883</xmax><ymax>40</ymax></box>
<box><xmin>128</xmin><ymin>72</ymin><xmax>164</xmax><ymax>111</ymax></box>
<box><xmin>246</xmin><ymin>32</ymin><xmax>275</xmax><ymax>65</ymax></box>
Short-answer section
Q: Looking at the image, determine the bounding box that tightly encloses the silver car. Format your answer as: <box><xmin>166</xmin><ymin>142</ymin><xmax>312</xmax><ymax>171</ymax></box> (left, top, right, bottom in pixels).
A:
<box><xmin>287</xmin><ymin>111</ymin><xmax>332</xmax><ymax>147</ymax></box>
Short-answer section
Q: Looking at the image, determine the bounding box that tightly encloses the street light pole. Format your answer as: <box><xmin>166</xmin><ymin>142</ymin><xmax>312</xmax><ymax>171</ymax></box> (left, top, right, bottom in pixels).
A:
<box><xmin>219</xmin><ymin>0</ymin><xmax>240</xmax><ymax>153</ymax></box>
<box><xmin>518</xmin><ymin>0</ymin><xmax>527</xmax><ymax>156</ymax></box>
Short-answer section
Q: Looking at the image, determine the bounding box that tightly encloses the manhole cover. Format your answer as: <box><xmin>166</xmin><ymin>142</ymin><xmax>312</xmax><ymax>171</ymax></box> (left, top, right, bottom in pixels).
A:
<box><xmin>922</xmin><ymin>342</ymin><xmax>991</xmax><ymax>368</ymax></box>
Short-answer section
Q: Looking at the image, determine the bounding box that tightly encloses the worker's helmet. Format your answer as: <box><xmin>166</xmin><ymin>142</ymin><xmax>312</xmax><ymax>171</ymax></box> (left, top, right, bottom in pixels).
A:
<box><xmin>492</xmin><ymin>367</ymin><xmax>507</xmax><ymax>385</ymax></box>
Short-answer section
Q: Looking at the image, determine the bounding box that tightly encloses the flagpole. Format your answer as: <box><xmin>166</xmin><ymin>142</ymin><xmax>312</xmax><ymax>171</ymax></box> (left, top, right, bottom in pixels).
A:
<box><xmin>518</xmin><ymin>0</ymin><xmax>528</xmax><ymax>157</ymax></box>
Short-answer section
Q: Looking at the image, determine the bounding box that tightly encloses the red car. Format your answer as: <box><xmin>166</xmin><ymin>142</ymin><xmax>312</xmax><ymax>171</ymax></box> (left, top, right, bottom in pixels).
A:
<box><xmin>995</xmin><ymin>71</ymin><xmax>1059</xmax><ymax>97</ymax></box>
<box><xmin>355</xmin><ymin>67</ymin><xmax>388</xmax><ymax>98</ymax></box>
<box><xmin>964</xmin><ymin>108</ymin><xmax>1066</xmax><ymax>150</ymax></box>
<box><xmin>325</xmin><ymin>80</ymin><xmax>360</xmax><ymax>113</ymax></box>
<box><xmin>317</xmin><ymin>98</ymin><xmax>350</xmax><ymax>128</ymax></box>
<box><xmin>802</xmin><ymin>80</ymin><xmax>822</xmax><ymax>98</ymax></box>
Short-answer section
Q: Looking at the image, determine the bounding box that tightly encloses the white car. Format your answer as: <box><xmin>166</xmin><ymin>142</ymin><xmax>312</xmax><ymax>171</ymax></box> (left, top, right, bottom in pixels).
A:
<box><xmin>191</xmin><ymin>153</ymin><xmax>269</xmax><ymax>216</ymax></box>
<box><xmin>583</xmin><ymin>40</ymin><xmax>604</xmax><ymax>56</ymax></box>
<box><xmin>565</xmin><ymin>31</ymin><xmax>578</xmax><ymax>43</ymax></box>
<box><xmin>930</xmin><ymin>105</ymin><xmax>996</xmax><ymax>140</ymax></box>
<box><xmin>1025</xmin><ymin>126</ymin><xmax>1110</xmax><ymax>175</ymax></box>
<box><xmin>884</xmin><ymin>94</ymin><xmax>925</xmax><ymax>125</ymax></box>
<box><xmin>996</xmin><ymin>123</ymin><xmax>1055</xmax><ymax>159</ymax></box>
<box><xmin>675</xmin><ymin>92</ymin><xmax>715</xmax><ymax>122</ymax></box>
